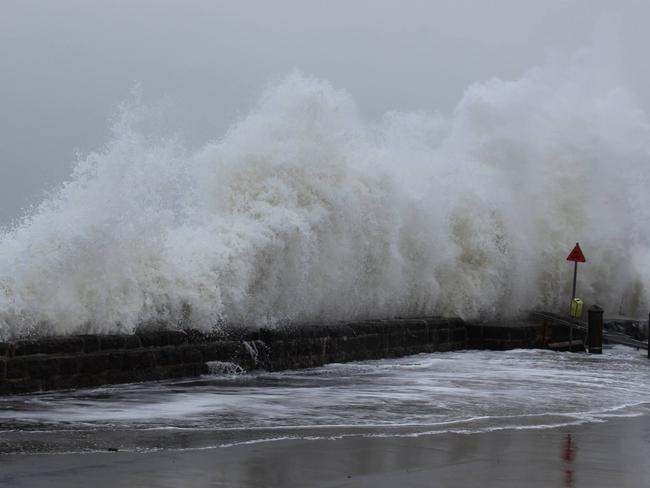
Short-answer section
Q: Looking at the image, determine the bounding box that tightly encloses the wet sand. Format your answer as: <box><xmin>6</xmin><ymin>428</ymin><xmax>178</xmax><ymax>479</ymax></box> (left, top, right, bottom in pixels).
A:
<box><xmin>1</xmin><ymin>414</ymin><xmax>649</xmax><ymax>488</ymax></box>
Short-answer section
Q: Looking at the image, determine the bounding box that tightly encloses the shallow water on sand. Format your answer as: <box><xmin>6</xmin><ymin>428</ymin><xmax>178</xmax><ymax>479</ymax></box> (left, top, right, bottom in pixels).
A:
<box><xmin>1</xmin><ymin>346</ymin><xmax>649</xmax><ymax>454</ymax></box>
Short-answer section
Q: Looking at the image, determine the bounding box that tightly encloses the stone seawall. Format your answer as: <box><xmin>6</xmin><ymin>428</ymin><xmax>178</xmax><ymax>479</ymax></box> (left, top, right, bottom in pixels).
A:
<box><xmin>0</xmin><ymin>316</ymin><xmax>569</xmax><ymax>395</ymax></box>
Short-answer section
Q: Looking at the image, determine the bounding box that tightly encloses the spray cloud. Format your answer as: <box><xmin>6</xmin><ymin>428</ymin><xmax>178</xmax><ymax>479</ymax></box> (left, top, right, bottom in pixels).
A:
<box><xmin>0</xmin><ymin>50</ymin><xmax>648</xmax><ymax>338</ymax></box>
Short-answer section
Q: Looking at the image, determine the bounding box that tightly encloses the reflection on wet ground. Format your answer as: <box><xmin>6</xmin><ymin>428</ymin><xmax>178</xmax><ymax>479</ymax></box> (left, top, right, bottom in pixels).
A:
<box><xmin>562</xmin><ymin>433</ymin><xmax>576</xmax><ymax>487</ymax></box>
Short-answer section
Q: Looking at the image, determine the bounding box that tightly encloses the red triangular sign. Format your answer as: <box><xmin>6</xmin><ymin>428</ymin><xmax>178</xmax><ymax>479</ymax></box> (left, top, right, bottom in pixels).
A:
<box><xmin>566</xmin><ymin>243</ymin><xmax>586</xmax><ymax>263</ymax></box>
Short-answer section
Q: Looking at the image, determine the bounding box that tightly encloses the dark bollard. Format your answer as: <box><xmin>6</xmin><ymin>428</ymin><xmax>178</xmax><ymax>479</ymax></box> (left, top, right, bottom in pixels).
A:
<box><xmin>587</xmin><ymin>306</ymin><xmax>603</xmax><ymax>354</ymax></box>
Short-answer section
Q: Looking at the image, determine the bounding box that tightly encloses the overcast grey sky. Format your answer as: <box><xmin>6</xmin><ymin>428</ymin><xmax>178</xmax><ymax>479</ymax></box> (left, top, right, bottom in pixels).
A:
<box><xmin>1</xmin><ymin>0</ymin><xmax>648</xmax><ymax>225</ymax></box>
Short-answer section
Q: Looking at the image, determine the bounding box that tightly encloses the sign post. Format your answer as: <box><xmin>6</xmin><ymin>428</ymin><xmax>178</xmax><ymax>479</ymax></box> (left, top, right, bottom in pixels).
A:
<box><xmin>566</xmin><ymin>242</ymin><xmax>586</xmax><ymax>301</ymax></box>
<box><xmin>566</xmin><ymin>243</ymin><xmax>586</xmax><ymax>349</ymax></box>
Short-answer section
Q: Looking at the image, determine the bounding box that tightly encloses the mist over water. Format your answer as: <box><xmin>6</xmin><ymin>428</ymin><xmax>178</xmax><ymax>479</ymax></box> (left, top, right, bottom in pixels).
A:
<box><xmin>0</xmin><ymin>50</ymin><xmax>649</xmax><ymax>337</ymax></box>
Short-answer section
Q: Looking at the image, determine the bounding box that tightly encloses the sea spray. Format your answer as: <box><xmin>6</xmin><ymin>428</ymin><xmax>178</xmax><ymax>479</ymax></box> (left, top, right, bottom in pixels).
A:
<box><xmin>0</xmin><ymin>53</ymin><xmax>648</xmax><ymax>338</ymax></box>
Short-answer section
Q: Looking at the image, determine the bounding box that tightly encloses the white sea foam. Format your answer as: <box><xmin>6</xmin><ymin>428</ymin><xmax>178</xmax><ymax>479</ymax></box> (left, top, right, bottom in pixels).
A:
<box><xmin>1</xmin><ymin>348</ymin><xmax>649</xmax><ymax>454</ymax></box>
<box><xmin>206</xmin><ymin>361</ymin><xmax>245</xmax><ymax>376</ymax></box>
<box><xmin>0</xmin><ymin>49</ymin><xmax>649</xmax><ymax>337</ymax></box>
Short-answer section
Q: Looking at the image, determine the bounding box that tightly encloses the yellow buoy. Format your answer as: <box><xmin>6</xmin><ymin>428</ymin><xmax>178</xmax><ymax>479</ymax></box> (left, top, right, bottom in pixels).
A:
<box><xmin>570</xmin><ymin>298</ymin><xmax>584</xmax><ymax>318</ymax></box>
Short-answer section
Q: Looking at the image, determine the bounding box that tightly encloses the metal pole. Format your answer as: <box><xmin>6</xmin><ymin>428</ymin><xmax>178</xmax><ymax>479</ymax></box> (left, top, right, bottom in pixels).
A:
<box><xmin>571</xmin><ymin>261</ymin><xmax>578</xmax><ymax>302</ymax></box>
<box><xmin>648</xmin><ymin>313</ymin><xmax>649</xmax><ymax>359</ymax></box>
<box><xmin>569</xmin><ymin>260</ymin><xmax>577</xmax><ymax>350</ymax></box>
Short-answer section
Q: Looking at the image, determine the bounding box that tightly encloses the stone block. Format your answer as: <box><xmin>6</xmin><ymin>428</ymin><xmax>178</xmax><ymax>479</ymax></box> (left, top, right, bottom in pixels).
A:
<box><xmin>295</xmin><ymin>338</ymin><xmax>312</xmax><ymax>357</ymax></box>
<box><xmin>186</xmin><ymin>362</ymin><xmax>209</xmax><ymax>376</ymax></box>
<box><xmin>6</xmin><ymin>358</ymin><xmax>28</xmax><ymax>379</ymax></box>
<box><xmin>281</xmin><ymin>340</ymin><xmax>298</xmax><ymax>360</ymax></box>
<box><xmin>306</xmin><ymin>325</ymin><xmax>332</xmax><ymax>339</ymax></box>
<box><xmin>448</xmin><ymin>318</ymin><xmax>466</xmax><ymax>329</ymax></box>
<box><xmin>451</xmin><ymin>328</ymin><xmax>467</xmax><ymax>342</ymax></box>
<box><xmin>80</xmin><ymin>335</ymin><xmax>101</xmax><ymax>353</ymax></box>
<box><xmin>284</xmin><ymin>325</ymin><xmax>329</xmax><ymax>339</ymax></box>
<box><xmin>359</xmin><ymin>333</ymin><xmax>382</xmax><ymax>351</ymax></box>
<box><xmin>80</xmin><ymin>353</ymin><xmax>113</xmax><ymax>375</ymax></box>
<box><xmin>483</xmin><ymin>326</ymin><xmax>510</xmax><ymax>340</ymax></box>
<box><xmin>326</xmin><ymin>324</ymin><xmax>355</xmax><ymax>337</ymax></box>
<box><xmin>512</xmin><ymin>327</ymin><xmax>536</xmax><ymax>341</ymax></box>
<box><xmin>98</xmin><ymin>370</ymin><xmax>132</xmax><ymax>386</ymax></box>
<box><xmin>40</xmin><ymin>337</ymin><xmax>85</xmax><ymax>355</ymax></box>
<box><xmin>403</xmin><ymin>321</ymin><xmax>428</xmax><ymax>336</ymax></box>
<box><xmin>0</xmin><ymin>378</ymin><xmax>43</xmax><ymax>394</ymax></box>
<box><xmin>302</xmin><ymin>338</ymin><xmax>318</xmax><ymax>358</ymax></box>
<box><xmin>97</xmin><ymin>335</ymin><xmax>141</xmax><ymax>351</ymax></box>
<box><xmin>259</xmin><ymin>328</ymin><xmax>277</xmax><ymax>343</ymax></box>
<box><xmin>481</xmin><ymin>339</ymin><xmax>510</xmax><ymax>350</ymax></box>
<box><xmin>137</xmin><ymin>332</ymin><xmax>166</xmax><ymax>348</ymax></box>
<box><xmin>71</xmin><ymin>373</ymin><xmax>105</xmax><ymax>389</ymax></box>
<box><xmin>261</xmin><ymin>328</ymin><xmax>288</xmax><ymax>341</ymax></box>
<box><xmin>405</xmin><ymin>329</ymin><xmax>429</xmax><ymax>347</ymax></box>
<box><xmin>466</xmin><ymin>325</ymin><xmax>484</xmax><ymax>341</ymax></box>
<box><xmin>351</xmin><ymin>335</ymin><xmax>365</xmax><ymax>354</ymax></box>
<box><xmin>184</xmin><ymin>329</ymin><xmax>214</xmax><ymax>344</ymax></box>
<box><xmin>97</xmin><ymin>335</ymin><xmax>125</xmax><ymax>351</ymax></box>
<box><xmin>162</xmin><ymin>363</ymin><xmax>207</xmax><ymax>379</ymax></box>
<box><xmin>122</xmin><ymin>350</ymin><xmax>155</xmax><ymax>371</ymax></box>
<box><xmin>325</xmin><ymin>351</ymin><xmax>346</xmax><ymax>364</ymax></box>
<box><xmin>293</xmin><ymin>354</ymin><xmax>321</xmax><ymax>369</ymax></box>
<box><xmin>12</xmin><ymin>340</ymin><xmax>41</xmax><ymax>356</ymax></box>
<box><xmin>437</xmin><ymin>329</ymin><xmax>449</xmax><ymax>344</ymax></box>
<box><xmin>423</xmin><ymin>317</ymin><xmax>446</xmax><ymax>328</ymax></box>
<box><xmin>426</xmin><ymin>328</ymin><xmax>439</xmax><ymax>345</ymax></box>
<box><xmin>107</xmin><ymin>351</ymin><xmax>125</xmax><ymax>370</ymax></box>
<box><xmin>266</xmin><ymin>341</ymin><xmax>286</xmax><ymax>370</ymax></box>
<box><xmin>181</xmin><ymin>346</ymin><xmax>203</xmax><ymax>364</ymax></box>
<box><xmin>325</xmin><ymin>336</ymin><xmax>339</xmax><ymax>355</ymax></box>
<box><xmin>196</xmin><ymin>343</ymin><xmax>218</xmax><ymax>362</ymax></box>
<box><xmin>347</xmin><ymin>322</ymin><xmax>381</xmax><ymax>336</ymax></box>
<box><xmin>158</xmin><ymin>346</ymin><xmax>184</xmax><ymax>365</ymax></box>
<box><xmin>200</xmin><ymin>341</ymin><xmax>240</xmax><ymax>362</ymax></box>
<box><xmin>58</xmin><ymin>356</ymin><xmax>81</xmax><ymax>376</ymax></box>
<box><xmin>383</xmin><ymin>321</ymin><xmax>403</xmax><ymax>334</ymax></box>
<box><xmin>25</xmin><ymin>357</ymin><xmax>62</xmax><ymax>380</ymax></box>
<box><xmin>509</xmin><ymin>340</ymin><xmax>534</xmax><ymax>349</ymax></box>
<box><xmin>123</xmin><ymin>335</ymin><xmax>143</xmax><ymax>349</ymax></box>
<box><xmin>43</xmin><ymin>375</ymin><xmax>78</xmax><ymax>392</ymax></box>
<box><xmin>314</xmin><ymin>337</ymin><xmax>328</xmax><ymax>359</ymax></box>
<box><xmin>388</xmin><ymin>331</ymin><xmax>407</xmax><ymax>348</ymax></box>
<box><xmin>10</xmin><ymin>337</ymin><xmax>87</xmax><ymax>357</ymax></box>
<box><xmin>138</xmin><ymin>330</ymin><xmax>186</xmax><ymax>348</ymax></box>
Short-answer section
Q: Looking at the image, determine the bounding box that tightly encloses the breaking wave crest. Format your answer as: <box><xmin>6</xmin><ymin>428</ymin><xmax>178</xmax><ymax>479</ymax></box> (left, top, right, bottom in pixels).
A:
<box><xmin>1</xmin><ymin>51</ymin><xmax>649</xmax><ymax>337</ymax></box>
